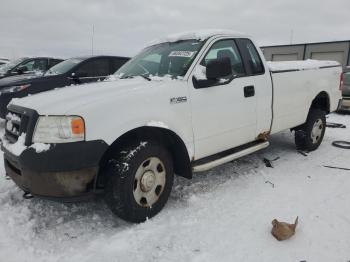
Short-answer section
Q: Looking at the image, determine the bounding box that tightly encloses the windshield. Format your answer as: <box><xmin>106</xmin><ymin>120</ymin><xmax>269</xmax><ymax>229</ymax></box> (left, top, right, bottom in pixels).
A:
<box><xmin>45</xmin><ymin>58</ymin><xmax>83</xmax><ymax>76</ymax></box>
<box><xmin>115</xmin><ymin>39</ymin><xmax>204</xmax><ymax>79</ymax></box>
<box><xmin>0</xmin><ymin>57</ymin><xmax>27</xmax><ymax>73</ymax></box>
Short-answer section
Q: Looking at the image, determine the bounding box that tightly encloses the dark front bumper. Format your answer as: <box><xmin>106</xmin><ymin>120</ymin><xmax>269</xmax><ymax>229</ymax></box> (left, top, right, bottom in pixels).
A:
<box><xmin>339</xmin><ymin>97</ymin><xmax>350</xmax><ymax>110</ymax></box>
<box><xmin>3</xmin><ymin>140</ymin><xmax>108</xmax><ymax>201</ymax></box>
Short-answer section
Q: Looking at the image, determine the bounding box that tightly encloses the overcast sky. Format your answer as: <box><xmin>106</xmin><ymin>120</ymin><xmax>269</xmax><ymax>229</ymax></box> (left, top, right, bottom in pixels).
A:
<box><xmin>0</xmin><ymin>0</ymin><xmax>349</xmax><ymax>59</ymax></box>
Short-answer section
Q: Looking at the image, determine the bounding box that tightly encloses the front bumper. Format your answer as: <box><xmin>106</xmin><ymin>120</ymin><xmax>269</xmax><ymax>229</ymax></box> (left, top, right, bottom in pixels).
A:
<box><xmin>2</xmin><ymin>140</ymin><xmax>108</xmax><ymax>201</ymax></box>
<box><xmin>339</xmin><ymin>97</ymin><xmax>350</xmax><ymax>110</ymax></box>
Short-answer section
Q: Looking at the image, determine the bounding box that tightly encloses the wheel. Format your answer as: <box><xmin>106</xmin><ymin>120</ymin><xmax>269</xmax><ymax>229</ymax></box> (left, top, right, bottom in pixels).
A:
<box><xmin>104</xmin><ymin>140</ymin><xmax>174</xmax><ymax>223</ymax></box>
<box><xmin>295</xmin><ymin>109</ymin><xmax>326</xmax><ymax>151</ymax></box>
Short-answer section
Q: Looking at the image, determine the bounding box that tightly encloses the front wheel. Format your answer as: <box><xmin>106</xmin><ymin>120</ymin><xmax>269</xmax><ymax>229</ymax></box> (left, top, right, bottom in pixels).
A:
<box><xmin>104</xmin><ymin>140</ymin><xmax>174</xmax><ymax>223</ymax></box>
<box><xmin>295</xmin><ymin>109</ymin><xmax>326</xmax><ymax>151</ymax></box>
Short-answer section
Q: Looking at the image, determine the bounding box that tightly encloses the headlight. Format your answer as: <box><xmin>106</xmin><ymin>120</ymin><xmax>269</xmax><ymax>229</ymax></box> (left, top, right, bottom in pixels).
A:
<box><xmin>33</xmin><ymin>116</ymin><xmax>85</xmax><ymax>143</ymax></box>
<box><xmin>1</xmin><ymin>84</ymin><xmax>31</xmax><ymax>94</ymax></box>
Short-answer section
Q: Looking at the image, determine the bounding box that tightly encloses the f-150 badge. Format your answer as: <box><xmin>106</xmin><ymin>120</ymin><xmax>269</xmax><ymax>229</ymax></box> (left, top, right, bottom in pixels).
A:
<box><xmin>170</xmin><ymin>96</ymin><xmax>187</xmax><ymax>104</ymax></box>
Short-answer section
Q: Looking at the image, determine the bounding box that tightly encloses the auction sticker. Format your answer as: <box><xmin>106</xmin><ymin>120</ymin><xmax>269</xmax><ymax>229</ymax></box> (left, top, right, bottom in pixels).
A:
<box><xmin>169</xmin><ymin>51</ymin><xmax>195</xmax><ymax>57</ymax></box>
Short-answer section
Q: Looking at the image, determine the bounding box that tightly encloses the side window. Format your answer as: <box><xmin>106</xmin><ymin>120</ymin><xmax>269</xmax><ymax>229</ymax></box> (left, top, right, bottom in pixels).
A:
<box><xmin>111</xmin><ymin>58</ymin><xmax>129</xmax><ymax>73</ymax></box>
<box><xmin>18</xmin><ymin>60</ymin><xmax>35</xmax><ymax>72</ymax></box>
<box><xmin>200</xmin><ymin>39</ymin><xmax>245</xmax><ymax>76</ymax></box>
<box><xmin>32</xmin><ymin>59</ymin><xmax>48</xmax><ymax>71</ymax></box>
<box><xmin>238</xmin><ymin>39</ymin><xmax>264</xmax><ymax>75</ymax></box>
<box><xmin>49</xmin><ymin>59</ymin><xmax>62</xmax><ymax>68</ymax></box>
<box><xmin>76</xmin><ymin>58</ymin><xmax>110</xmax><ymax>77</ymax></box>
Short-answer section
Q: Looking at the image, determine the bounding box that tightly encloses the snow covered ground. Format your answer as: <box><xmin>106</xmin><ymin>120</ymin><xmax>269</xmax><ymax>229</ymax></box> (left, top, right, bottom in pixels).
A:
<box><xmin>0</xmin><ymin>113</ymin><xmax>349</xmax><ymax>262</ymax></box>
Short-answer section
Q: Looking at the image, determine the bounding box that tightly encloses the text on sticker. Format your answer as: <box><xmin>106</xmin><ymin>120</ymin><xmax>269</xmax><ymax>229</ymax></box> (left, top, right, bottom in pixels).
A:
<box><xmin>169</xmin><ymin>51</ymin><xmax>195</xmax><ymax>58</ymax></box>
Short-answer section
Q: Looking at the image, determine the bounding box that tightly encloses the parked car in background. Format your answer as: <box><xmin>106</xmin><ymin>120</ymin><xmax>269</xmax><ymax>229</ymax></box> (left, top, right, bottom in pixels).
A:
<box><xmin>339</xmin><ymin>67</ymin><xmax>350</xmax><ymax>111</ymax></box>
<box><xmin>0</xmin><ymin>58</ymin><xmax>9</xmax><ymax>66</ymax></box>
<box><xmin>0</xmin><ymin>55</ymin><xmax>129</xmax><ymax>118</ymax></box>
<box><xmin>0</xmin><ymin>57</ymin><xmax>63</xmax><ymax>79</ymax></box>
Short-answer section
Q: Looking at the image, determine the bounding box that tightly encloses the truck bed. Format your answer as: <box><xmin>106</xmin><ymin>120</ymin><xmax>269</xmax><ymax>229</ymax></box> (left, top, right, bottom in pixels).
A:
<box><xmin>267</xmin><ymin>59</ymin><xmax>340</xmax><ymax>73</ymax></box>
<box><xmin>267</xmin><ymin>59</ymin><xmax>342</xmax><ymax>134</ymax></box>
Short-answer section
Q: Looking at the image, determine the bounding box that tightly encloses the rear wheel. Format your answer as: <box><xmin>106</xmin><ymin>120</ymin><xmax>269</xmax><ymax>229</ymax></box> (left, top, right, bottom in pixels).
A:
<box><xmin>295</xmin><ymin>109</ymin><xmax>326</xmax><ymax>151</ymax></box>
<box><xmin>104</xmin><ymin>140</ymin><xmax>174</xmax><ymax>223</ymax></box>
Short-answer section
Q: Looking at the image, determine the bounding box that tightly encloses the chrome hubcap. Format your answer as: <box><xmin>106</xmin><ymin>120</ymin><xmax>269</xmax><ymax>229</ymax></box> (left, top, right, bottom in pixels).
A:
<box><xmin>140</xmin><ymin>171</ymin><xmax>156</xmax><ymax>192</ymax></box>
<box><xmin>133</xmin><ymin>157</ymin><xmax>166</xmax><ymax>207</ymax></box>
<box><xmin>311</xmin><ymin>119</ymin><xmax>323</xmax><ymax>144</ymax></box>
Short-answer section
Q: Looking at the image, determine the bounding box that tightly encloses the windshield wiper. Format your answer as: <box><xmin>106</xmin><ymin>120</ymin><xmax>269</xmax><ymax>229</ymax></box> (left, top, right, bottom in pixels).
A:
<box><xmin>139</xmin><ymin>75</ymin><xmax>151</xmax><ymax>81</ymax></box>
<box><xmin>120</xmin><ymin>75</ymin><xmax>151</xmax><ymax>81</ymax></box>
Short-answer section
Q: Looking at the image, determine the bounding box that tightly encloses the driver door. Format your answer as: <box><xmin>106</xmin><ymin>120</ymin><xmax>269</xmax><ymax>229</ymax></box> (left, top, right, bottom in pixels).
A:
<box><xmin>189</xmin><ymin>39</ymin><xmax>257</xmax><ymax>159</ymax></box>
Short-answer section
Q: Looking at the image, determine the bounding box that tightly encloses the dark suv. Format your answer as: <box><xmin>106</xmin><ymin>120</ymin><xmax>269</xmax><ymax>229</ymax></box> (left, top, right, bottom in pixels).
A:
<box><xmin>0</xmin><ymin>57</ymin><xmax>63</xmax><ymax>79</ymax></box>
<box><xmin>0</xmin><ymin>55</ymin><xmax>129</xmax><ymax>118</ymax></box>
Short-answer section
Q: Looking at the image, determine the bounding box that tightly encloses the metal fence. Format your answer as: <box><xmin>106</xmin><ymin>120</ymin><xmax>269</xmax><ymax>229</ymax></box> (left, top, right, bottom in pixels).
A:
<box><xmin>261</xmin><ymin>40</ymin><xmax>350</xmax><ymax>68</ymax></box>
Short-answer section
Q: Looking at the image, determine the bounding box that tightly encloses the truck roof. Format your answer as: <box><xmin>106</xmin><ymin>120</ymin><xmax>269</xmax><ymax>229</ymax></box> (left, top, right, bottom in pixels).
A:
<box><xmin>147</xmin><ymin>29</ymin><xmax>250</xmax><ymax>47</ymax></box>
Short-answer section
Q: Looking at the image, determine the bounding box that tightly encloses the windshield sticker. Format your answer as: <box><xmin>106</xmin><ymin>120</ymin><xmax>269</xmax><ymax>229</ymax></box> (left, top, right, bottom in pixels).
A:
<box><xmin>169</xmin><ymin>51</ymin><xmax>195</xmax><ymax>58</ymax></box>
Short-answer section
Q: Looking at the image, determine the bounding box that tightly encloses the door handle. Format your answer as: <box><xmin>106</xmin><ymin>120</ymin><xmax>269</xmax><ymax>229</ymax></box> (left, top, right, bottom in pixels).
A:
<box><xmin>244</xmin><ymin>85</ymin><xmax>255</xmax><ymax>98</ymax></box>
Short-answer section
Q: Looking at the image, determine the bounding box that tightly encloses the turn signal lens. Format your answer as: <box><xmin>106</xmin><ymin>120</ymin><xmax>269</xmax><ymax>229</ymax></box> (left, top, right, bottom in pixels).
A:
<box><xmin>71</xmin><ymin>118</ymin><xmax>85</xmax><ymax>135</ymax></box>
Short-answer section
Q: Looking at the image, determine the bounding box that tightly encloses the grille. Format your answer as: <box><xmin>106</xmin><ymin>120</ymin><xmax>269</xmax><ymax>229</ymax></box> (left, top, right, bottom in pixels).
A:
<box><xmin>5</xmin><ymin>110</ymin><xmax>28</xmax><ymax>144</ymax></box>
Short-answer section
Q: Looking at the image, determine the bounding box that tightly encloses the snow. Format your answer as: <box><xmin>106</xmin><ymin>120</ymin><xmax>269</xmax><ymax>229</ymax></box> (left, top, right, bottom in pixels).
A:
<box><xmin>146</xmin><ymin>120</ymin><xmax>169</xmax><ymax>129</ymax></box>
<box><xmin>0</xmin><ymin>113</ymin><xmax>350</xmax><ymax>261</ymax></box>
<box><xmin>148</xmin><ymin>75</ymin><xmax>184</xmax><ymax>81</ymax></box>
<box><xmin>1</xmin><ymin>131</ymin><xmax>50</xmax><ymax>155</ymax></box>
<box><xmin>147</xmin><ymin>29</ymin><xmax>248</xmax><ymax>47</ymax></box>
<box><xmin>30</xmin><ymin>143</ymin><xmax>51</xmax><ymax>153</ymax></box>
<box><xmin>1</xmin><ymin>133</ymin><xmax>27</xmax><ymax>156</ymax></box>
<box><xmin>267</xmin><ymin>59</ymin><xmax>340</xmax><ymax>72</ymax></box>
<box><xmin>125</xmin><ymin>141</ymin><xmax>148</xmax><ymax>161</ymax></box>
<box><xmin>6</xmin><ymin>112</ymin><xmax>21</xmax><ymax>122</ymax></box>
<box><xmin>193</xmin><ymin>65</ymin><xmax>207</xmax><ymax>80</ymax></box>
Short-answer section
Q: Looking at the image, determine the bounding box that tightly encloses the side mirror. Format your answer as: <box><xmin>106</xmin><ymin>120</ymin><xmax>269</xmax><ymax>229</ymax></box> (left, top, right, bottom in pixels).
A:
<box><xmin>71</xmin><ymin>72</ymin><xmax>87</xmax><ymax>79</ymax></box>
<box><xmin>17</xmin><ymin>66</ymin><xmax>29</xmax><ymax>74</ymax></box>
<box><xmin>70</xmin><ymin>72</ymin><xmax>80</xmax><ymax>81</ymax></box>
<box><xmin>206</xmin><ymin>57</ymin><xmax>232</xmax><ymax>80</ymax></box>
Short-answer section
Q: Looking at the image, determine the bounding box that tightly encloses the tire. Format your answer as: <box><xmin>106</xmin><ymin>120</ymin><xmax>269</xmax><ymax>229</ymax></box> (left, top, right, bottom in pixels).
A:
<box><xmin>295</xmin><ymin>109</ymin><xmax>326</xmax><ymax>151</ymax></box>
<box><xmin>104</xmin><ymin>140</ymin><xmax>174</xmax><ymax>223</ymax></box>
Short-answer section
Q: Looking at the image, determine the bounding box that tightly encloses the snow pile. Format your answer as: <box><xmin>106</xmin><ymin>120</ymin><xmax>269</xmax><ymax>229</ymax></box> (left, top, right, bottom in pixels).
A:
<box><xmin>267</xmin><ymin>59</ymin><xmax>340</xmax><ymax>72</ymax></box>
<box><xmin>2</xmin><ymin>132</ymin><xmax>51</xmax><ymax>155</ymax></box>
<box><xmin>147</xmin><ymin>29</ymin><xmax>247</xmax><ymax>46</ymax></box>
<box><xmin>148</xmin><ymin>74</ymin><xmax>183</xmax><ymax>81</ymax></box>
<box><xmin>2</xmin><ymin>133</ymin><xmax>27</xmax><ymax>156</ymax></box>
<box><xmin>193</xmin><ymin>65</ymin><xmax>207</xmax><ymax>80</ymax></box>
<box><xmin>104</xmin><ymin>74</ymin><xmax>122</xmax><ymax>81</ymax></box>
<box><xmin>6</xmin><ymin>112</ymin><xmax>21</xmax><ymax>122</ymax></box>
<box><xmin>30</xmin><ymin>143</ymin><xmax>51</xmax><ymax>153</ymax></box>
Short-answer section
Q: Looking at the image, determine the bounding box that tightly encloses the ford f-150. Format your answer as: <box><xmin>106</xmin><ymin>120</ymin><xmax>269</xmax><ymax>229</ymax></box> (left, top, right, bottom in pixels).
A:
<box><xmin>1</xmin><ymin>30</ymin><xmax>343</xmax><ymax>222</ymax></box>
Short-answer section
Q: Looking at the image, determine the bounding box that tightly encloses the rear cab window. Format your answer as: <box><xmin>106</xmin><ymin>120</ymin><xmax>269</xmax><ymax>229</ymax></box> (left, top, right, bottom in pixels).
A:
<box><xmin>236</xmin><ymin>39</ymin><xmax>265</xmax><ymax>75</ymax></box>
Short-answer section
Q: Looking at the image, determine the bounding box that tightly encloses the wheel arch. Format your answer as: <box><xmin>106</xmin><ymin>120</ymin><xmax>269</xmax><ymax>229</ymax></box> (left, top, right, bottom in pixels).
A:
<box><xmin>97</xmin><ymin>126</ymin><xmax>193</xmax><ymax>188</ymax></box>
<box><xmin>310</xmin><ymin>91</ymin><xmax>330</xmax><ymax>114</ymax></box>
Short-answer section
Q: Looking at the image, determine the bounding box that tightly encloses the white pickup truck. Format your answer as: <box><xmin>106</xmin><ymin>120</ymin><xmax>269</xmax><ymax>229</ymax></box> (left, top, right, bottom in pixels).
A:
<box><xmin>2</xmin><ymin>30</ymin><xmax>342</xmax><ymax>222</ymax></box>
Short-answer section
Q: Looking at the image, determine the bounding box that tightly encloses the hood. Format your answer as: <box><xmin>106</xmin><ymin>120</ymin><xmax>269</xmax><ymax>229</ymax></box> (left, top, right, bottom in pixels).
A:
<box><xmin>11</xmin><ymin>77</ymin><xmax>166</xmax><ymax>115</ymax></box>
<box><xmin>0</xmin><ymin>73</ymin><xmax>45</xmax><ymax>88</ymax></box>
